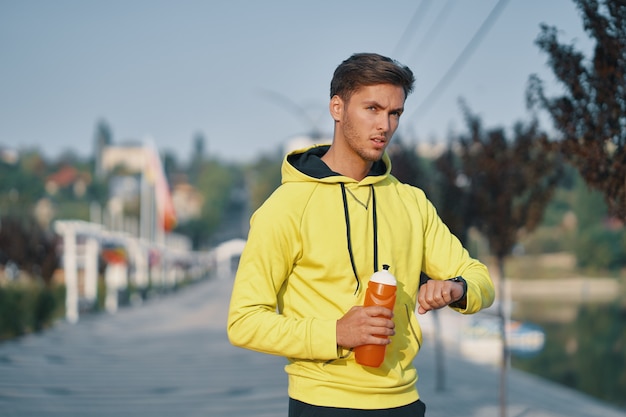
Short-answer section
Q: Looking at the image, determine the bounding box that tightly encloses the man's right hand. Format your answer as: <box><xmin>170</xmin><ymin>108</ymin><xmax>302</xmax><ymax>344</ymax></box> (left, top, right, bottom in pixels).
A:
<box><xmin>336</xmin><ymin>306</ymin><xmax>395</xmax><ymax>349</ymax></box>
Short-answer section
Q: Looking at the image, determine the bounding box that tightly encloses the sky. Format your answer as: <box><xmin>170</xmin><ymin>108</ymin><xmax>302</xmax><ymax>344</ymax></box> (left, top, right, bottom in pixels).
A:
<box><xmin>0</xmin><ymin>0</ymin><xmax>593</xmax><ymax>164</ymax></box>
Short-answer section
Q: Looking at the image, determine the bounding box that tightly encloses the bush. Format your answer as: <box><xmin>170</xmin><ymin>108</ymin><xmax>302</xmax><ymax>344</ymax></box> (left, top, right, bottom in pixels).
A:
<box><xmin>575</xmin><ymin>225</ymin><xmax>626</xmax><ymax>271</ymax></box>
<box><xmin>0</xmin><ymin>281</ymin><xmax>65</xmax><ymax>341</ymax></box>
<box><xmin>520</xmin><ymin>226</ymin><xmax>575</xmax><ymax>254</ymax></box>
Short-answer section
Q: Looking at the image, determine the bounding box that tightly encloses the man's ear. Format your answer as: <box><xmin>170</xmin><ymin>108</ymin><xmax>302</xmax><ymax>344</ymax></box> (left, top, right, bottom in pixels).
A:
<box><xmin>329</xmin><ymin>95</ymin><xmax>343</xmax><ymax>122</ymax></box>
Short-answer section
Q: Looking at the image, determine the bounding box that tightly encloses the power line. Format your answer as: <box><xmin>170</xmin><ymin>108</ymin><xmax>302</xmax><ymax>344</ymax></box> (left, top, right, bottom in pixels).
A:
<box><xmin>392</xmin><ymin>0</ymin><xmax>433</xmax><ymax>59</ymax></box>
<box><xmin>257</xmin><ymin>88</ymin><xmax>325</xmax><ymax>138</ymax></box>
<box><xmin>406</xmin><ymin>0</ymin><xmax>454</xmax><ymax>66</ymax></box>
<box><xmin>408</xmin><ymin>0</ymin><xmax>511</xmax><ymax>123</ymax></box>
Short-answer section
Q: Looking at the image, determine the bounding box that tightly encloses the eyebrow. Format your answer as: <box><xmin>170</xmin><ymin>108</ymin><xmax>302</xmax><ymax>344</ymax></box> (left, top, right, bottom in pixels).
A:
<box><xmin>362</xmin><ymin>100</ymin><xmax>404</xmax><ymax>114</ymax></box>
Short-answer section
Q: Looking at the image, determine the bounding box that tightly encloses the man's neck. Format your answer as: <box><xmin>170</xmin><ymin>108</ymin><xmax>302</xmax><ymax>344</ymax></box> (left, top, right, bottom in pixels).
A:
<box><xmin>321</xmin><ymin>145</ymin><xmax>372</xmax><ymax>181</ymax></box>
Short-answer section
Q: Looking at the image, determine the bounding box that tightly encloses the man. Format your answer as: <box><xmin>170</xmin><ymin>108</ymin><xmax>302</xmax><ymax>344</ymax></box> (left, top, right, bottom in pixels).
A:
<box><xmin>227</xmin><ymin>52</ymin><xmax>495</xmax><ymax>416</ymax></box>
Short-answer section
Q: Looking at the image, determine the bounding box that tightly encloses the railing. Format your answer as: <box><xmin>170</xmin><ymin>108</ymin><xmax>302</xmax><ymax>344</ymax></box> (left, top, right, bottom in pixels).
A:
<box><xmin>53</xmin><ymin>220</ymin><xmax>215</xmax><ymax>323</ymax></box>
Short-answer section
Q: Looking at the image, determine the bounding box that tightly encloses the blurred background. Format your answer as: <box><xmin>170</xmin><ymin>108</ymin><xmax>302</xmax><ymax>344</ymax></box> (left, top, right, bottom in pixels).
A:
<box><xmin>1</xmin><ymin>0</ymin><xmax>625</xmax><ymax>413</ymax></box>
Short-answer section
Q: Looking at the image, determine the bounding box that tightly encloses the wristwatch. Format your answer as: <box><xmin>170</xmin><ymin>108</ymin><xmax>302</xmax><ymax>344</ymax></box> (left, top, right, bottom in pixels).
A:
<box><xmin>447</xmin><ymin>276</ymin><xmax>467</xmax><ymax>308</ymax></box>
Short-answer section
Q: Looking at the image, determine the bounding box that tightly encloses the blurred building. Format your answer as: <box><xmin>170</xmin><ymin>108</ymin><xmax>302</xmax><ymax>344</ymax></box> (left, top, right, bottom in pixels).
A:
<box><xmin>100</xmin><ymin>142</ymin><xmax>147</xmax><ymax>175</ymax></box>
<box><xmin>96</xmin><ymin>141</ymin><xmax>201</xmax><ymax>240</ymax></box>
<box><xmin>45</xmin><ymin>165</ymin><xmax>91</xmax><ymax>197</ymax></box>
<box><xmin>172</xmin><ymin>183</ymin><xmax>203</xmax><ymax>223</ymax></box>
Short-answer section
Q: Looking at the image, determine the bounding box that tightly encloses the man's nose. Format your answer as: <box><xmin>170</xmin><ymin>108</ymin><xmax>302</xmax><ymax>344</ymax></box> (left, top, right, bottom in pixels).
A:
<box><xmin>377</xmin><ymin>114</ymin><xmax>391</xmax><ymax>132</ymax></box>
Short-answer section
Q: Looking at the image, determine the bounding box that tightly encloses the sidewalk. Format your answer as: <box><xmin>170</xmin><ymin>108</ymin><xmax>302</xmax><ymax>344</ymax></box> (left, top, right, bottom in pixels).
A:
<box><xmin>0</xmin><ymin>277</ymin><xmax>624</xmax><ymax>417</ymax></box>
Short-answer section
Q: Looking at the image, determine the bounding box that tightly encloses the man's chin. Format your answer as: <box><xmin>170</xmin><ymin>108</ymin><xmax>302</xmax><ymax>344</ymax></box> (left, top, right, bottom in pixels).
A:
<box><xmin>365</xmin><ymin>149</ymin><xmax>385</xmax><ymax>162</ymax></box>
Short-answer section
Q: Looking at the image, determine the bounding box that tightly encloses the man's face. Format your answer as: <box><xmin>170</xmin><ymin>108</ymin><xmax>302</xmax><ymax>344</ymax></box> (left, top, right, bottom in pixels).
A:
<box><xmin>335</xmin><ymin>84</ymin><xmax>406</xmax><ymax>163</ymax></box>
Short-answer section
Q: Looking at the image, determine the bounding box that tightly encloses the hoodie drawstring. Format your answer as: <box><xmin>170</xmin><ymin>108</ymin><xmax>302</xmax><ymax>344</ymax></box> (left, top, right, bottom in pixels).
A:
<box><xmin>340</xmin><ymin>183</ymin><xmax>378</xmax><ymax>295</ymax></box>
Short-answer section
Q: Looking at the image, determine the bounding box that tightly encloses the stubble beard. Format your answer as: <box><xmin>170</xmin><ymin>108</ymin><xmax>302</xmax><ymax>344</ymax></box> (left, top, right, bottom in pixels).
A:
<box><xmin>342</xmin><ymin>113</ymin><xmax>386</xmax><ymax>163</ymax></box>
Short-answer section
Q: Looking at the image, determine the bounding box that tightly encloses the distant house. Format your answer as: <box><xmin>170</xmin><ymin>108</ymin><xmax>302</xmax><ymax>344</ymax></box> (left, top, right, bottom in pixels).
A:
<box><xmin>172</xmin><ymin>183</ymin><xmax>204</xmax><ymax>223</ymax></box>
<box><xmin>45</xmin><ymin>165</ymin><xmax>91</xmax><ymax>197</ymax></box>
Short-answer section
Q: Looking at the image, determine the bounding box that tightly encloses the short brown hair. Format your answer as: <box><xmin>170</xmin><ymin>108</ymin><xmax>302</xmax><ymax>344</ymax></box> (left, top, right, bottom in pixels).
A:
<box><xmin>330</xmin><ymin>53</ymin><xmax>415</xmax><ymax>101</ymax></box>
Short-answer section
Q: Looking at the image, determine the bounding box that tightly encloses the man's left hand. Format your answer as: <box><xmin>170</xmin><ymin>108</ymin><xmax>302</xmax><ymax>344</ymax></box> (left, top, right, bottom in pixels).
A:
<box><xmin>417</xmin><ymin>279</ymin><xmax>465</xmax><ymax>314</ymax></box>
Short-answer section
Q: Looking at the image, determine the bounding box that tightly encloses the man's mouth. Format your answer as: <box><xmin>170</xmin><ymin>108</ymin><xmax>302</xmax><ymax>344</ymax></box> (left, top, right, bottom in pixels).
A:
<box><xmin>372</xmin><ymin>136</ymin><xmax>386</xmax><ymax>143</ymax></box>
<box><xmin>372</xmin><ymin>136</ymin><xmax>387</xmax><ymax>147</ymax></box>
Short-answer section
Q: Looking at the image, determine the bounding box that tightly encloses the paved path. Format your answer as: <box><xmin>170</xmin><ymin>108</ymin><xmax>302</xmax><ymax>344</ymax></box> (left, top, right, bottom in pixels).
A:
<box><xmin>0</xmin><ymin>277</ymin><xmax>624</xmax><ymax>417</ymax></box>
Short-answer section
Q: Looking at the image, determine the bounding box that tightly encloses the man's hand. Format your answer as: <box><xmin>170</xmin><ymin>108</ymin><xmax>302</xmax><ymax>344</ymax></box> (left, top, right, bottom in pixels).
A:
<box><xmin>336</xmin><ymin>306</ymin><xmax>395</xmax><ymax>349</ymax></box>
<box><xmin>418</xmin><ymin>279</ymin><xmax>465</xmax><ymax>314</ymax></box>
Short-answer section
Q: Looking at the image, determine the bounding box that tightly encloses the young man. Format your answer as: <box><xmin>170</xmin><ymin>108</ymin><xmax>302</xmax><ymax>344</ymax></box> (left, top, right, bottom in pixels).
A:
<box><xmin>227</xmin><ymin>53</ymin><xmax>495</xmax><ymax>416</ymax></box>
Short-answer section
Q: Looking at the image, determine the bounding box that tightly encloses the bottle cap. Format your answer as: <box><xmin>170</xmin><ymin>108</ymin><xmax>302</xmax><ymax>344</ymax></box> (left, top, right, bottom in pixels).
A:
<box><xmin>370</xmin><ymin>264</ymin><xmax>396</xmax><ymax>286</ymax></box>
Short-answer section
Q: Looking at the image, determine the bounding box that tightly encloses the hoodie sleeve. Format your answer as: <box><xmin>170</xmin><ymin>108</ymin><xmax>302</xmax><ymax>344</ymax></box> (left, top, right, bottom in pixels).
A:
<box><xmin>226</xmin><ymin>187</ymin><xmax>339</xmax><ymax>360</ymax></box>
<box><xmin>415</xmin><ymin>187</ymin><xmax>495</xmax><ymax>314</ymax></box>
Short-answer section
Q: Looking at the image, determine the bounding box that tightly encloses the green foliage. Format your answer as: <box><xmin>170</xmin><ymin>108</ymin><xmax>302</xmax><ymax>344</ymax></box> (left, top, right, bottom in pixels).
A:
<box><xmin>176</xmin><ymin>218</ymin><xmax>213</xmax><ymax>250</ymax></box>
<box><xmin>570</xmin><ymin>174</ymin><xmax>626</xmax><ymax>270</ymax></box>
<box><xmin>573</xmin><ymin>176</ymin><xmax>608</xmax><ymax>230</ymax></box>
<box><xmin>177</xmin><ymin>158</ymin><xmax>244</xmax><ymax>248</ymax></box>
<box><xmin>95</xmin><ymin>119</ymin><xmax>113</xmax><ymax>147</ymax></box>
<box><xmin>53</xmin><ymin>200</ymin><xmax>91</xmax><ymax>222</ymax></box>
<box><xmin>0</xmin><ymin>281</ymin><xmax>65</xmax><ymax>340</ymax></box>
<box><xmin>0</xmin><ymin>155</ymin><xmax>46</xmax><ymax>215</ymax></box>
<box><xmin>520</xmin><ymin>226</ymin><xmax>575</xmax><ymax>254</ymax></box>
<box><xmin>188</xmin><ymin>132</ymin><xmax>206</xmax><ymax>186</ymax></box>
<box><xmin>33</xmin><ymin>284</ymin><xmax>63</xmax><ymax>331</ymax></box>
<box><xmin>540</xmin><ymin>189</ymin><xmax>573</xmax><ymax>228</ymax></box>
<box><xmin>575</xmin><ymin>225</ymin><xmax>626</xmax><ymax>270</ymax></box>
<box><xmin>512</xmin><ymin>165</ymin><xmax>626</xmax><ymax>267</ymax></box>
<box><xmin>245</xmin><ymin>153</ymin><xmax>282</xmax><ymax>212</ymax></box>
<box><xmin>538</xmin><ymin>164</ymin><xmax>580</xmax><ymax>228</ymax></box>
<box><xmin>86</xmin><ymin>178</ymin><xmax>109</xmax><ymax>206</ymax></box>
<box><xmin>520</xmin><ymin>167</ymin><xmax>580</xmax><ymax>254</ymax></box>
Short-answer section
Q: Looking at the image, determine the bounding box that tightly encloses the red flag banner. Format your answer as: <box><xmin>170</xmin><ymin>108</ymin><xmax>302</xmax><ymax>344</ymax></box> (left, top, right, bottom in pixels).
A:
<box><xmin>145</xmin><ymin>143</ymin><xmax>177</xmax><ymax>232</ymax></box>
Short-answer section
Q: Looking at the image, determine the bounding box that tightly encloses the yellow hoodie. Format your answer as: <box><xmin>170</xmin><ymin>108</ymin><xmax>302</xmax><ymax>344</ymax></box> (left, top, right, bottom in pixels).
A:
<box><xmin>227</xmin><ymin>144</ymin><xmax>494</xmax><ymax>409</ymax></box>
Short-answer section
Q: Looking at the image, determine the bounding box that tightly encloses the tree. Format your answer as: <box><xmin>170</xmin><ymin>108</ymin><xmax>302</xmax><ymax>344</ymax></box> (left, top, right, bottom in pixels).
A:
<box><xmin>188</xmin><ymin>132</ymin><xmax>206</xmax><ymax>186</ymax></box>
<box><xmin>388</xmin><ymin>139</ymin><xmax>424</xmax><ymax>189</ymax></box>
<box><xmin>433</xmin><ymin>145</ymin><xmax>473</xmax><ymax>246</ymax></box>
<box><xmin>527</xmin><ymin>0</ymin><xmax>626</xmax><ymax>219</ymax></box>
<box><xmin>244</xmin><ymin>153</ymin><xmax>282</xmax><ymax>213</ymax></box>
<box><xmin>93</xmin><ymin>119</ymin><xmax>112</xmax><ymax>179</ymax></box>
<box><xmin>457</xmin><ymin>105</ymin><xmax>563</xmax><ymax>417</ymax></box>
<box><xmin>162</xmin><ymin>150</ymin><xmax>179</xmax><ymax>181</ymax></box>
<box><xmin>0</xmin><ymin>214</ymin><xmax>59</xmax><ymax>284</ymax></box>
<box><xmin>190</xmin><ymin>158</ymin><xmax>243</xmax><ymax>248</ymax></box>
<box><xmin>0</xmin><ymin>151</ymin><xmax>46</xmax><ymax>217</ymax></box>
<box><xmin>94</xmin><ymin>119</ymin><xmax>113</xmax><ymax>149</ymax></box>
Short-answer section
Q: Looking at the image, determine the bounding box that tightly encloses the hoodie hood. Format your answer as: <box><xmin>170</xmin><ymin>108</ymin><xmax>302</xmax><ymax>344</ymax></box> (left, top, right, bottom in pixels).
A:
<box><xmin>283</xmin><ymin>144</ymin><xmax>392</xmax><ymax>185</ymax></box>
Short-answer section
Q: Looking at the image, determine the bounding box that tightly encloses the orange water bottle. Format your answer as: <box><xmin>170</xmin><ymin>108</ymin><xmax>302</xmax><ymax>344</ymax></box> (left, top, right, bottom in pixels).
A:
<box><xmin>354</xmin><ymin>264</ymin><xmax>397</xmax><ymax>367</ymax></box>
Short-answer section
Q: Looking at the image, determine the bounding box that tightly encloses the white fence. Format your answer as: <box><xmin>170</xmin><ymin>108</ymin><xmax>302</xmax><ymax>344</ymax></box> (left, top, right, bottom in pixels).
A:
<box><xmin>54</xmin><ymin>220</ymin><xmax>227</xmax><ymax>323</ymax></box>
